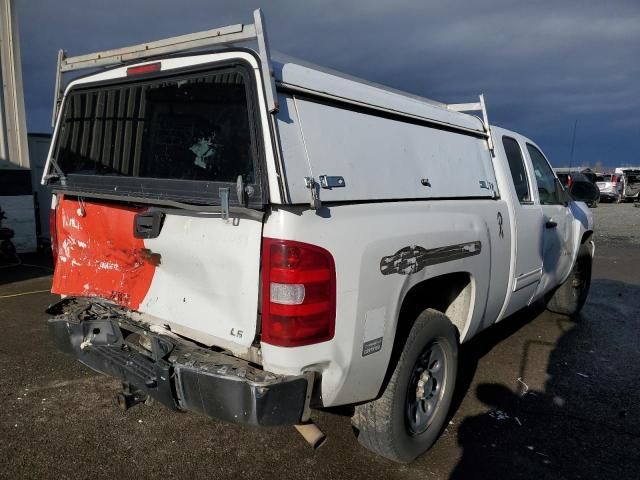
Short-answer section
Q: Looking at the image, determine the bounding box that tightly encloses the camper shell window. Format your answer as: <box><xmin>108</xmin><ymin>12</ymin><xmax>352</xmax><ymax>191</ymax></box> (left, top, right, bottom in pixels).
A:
<box><xmin>50</xmin><ymin>62</ymin><xmax>265</xmax><ymax>206</ymax></box>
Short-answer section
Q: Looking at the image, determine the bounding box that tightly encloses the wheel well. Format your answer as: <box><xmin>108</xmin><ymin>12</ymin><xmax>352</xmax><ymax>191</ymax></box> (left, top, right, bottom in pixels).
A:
<box><xmin>581</xmin><ymin>230</ymin><xmax>593</xmax><ymax>244</ymax></box>
<box><xmin>396</xmin><ymin>272</ymin><xmax>473</xmax><ymax>340</ymax></box>
<box><xmin>376</xmin><ymin>272</ymin><xmax>473</xmax><ymax>400</ymax></box>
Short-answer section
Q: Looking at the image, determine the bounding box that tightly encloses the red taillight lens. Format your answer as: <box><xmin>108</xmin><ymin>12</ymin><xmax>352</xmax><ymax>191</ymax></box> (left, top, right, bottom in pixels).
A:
<box><xmin>126</xmin><ymin>62</ymin><xmax>161</xmax><ymax>76</ymax></box>
<box><xmin>567</xmin><ymin>175</ymin><xmax>573</xmax><ymax>188</ymax></box>
<box><xmin>49</xmin><ymin>207</ymin><xmax>57</xmax><ymax>266</ymax></box>
<box><xmin>612</xmin><ymin>175</ymin><xmax>617</xmax><ymax>186</ymax></box>
<box><xmin>261</xmin><ymin>238</ymin><xmax>336</xmax><ymax>347</ymax></box>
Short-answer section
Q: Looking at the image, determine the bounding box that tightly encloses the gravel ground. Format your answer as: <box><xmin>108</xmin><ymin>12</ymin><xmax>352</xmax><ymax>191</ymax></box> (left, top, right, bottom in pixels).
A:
<box><xmin>592</xmin><ymin>202</ymin><xmax>640</xmax><ymax>246</ymax></box>
<box><xmin>591</xmin><ymin>202</ymin><xmax>640</xmax><ymax>286</ymax></box>
<box><xmin>1</xmin><ymin>204</ymin><xmax>639</xmax><ymax>479</ymax></box>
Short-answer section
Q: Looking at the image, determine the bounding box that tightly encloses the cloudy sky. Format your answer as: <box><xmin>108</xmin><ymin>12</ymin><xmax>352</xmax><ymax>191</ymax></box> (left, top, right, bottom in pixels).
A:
<box><xmin>17</xmin><ymin>0</ymin><xmax>640</xmax><ymax>168</ymax></box>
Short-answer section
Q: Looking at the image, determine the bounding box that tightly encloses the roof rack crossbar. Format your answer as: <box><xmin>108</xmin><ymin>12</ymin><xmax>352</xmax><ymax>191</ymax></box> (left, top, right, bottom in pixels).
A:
<box><xmin>51</xmin><ymin>8</ymin><xmax>278</xmax><ymax>126</ymax></box>
<box><xmin>448</xmin><ymin>94</ymin><xmax>495</xmax><ymax>155</ymax></box>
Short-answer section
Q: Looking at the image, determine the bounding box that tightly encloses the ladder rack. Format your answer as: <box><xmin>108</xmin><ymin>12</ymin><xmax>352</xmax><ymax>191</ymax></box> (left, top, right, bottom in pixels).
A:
<box><xmin>51</xmin><ymin>9</ymin><xmax>278</xmax><ymax>126</ymax></box>
<box><xmin>448</xmin><ymin>94</ymin><xmax>495</xmax><ymax>154</ymax></box>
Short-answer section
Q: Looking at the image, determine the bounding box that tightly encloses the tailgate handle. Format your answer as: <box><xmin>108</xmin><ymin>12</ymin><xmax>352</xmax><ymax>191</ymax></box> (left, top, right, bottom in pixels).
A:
<box><xmin>134</xmin><ymin>211</ymin><xmax>165</xmax><ymax>239</ymax></box>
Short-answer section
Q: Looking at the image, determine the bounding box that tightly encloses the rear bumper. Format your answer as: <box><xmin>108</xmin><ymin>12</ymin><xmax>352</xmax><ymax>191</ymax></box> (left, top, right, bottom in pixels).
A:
<box><xmin>47</xmin><ymin>299</ymin><xmax>310</xmax><ymax>426</ymax></box>
<box><xmin>598</xmin><ymin>190</ymin><xmax>618</xmax><ymax>199</ymax></box>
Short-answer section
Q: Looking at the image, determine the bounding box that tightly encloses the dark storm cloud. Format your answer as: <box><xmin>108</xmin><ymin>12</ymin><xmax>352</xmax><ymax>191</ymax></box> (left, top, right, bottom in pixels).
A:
<box><xmin>17</xmin><ymin>0</ymin><xmax>640</xmax><ymax>167</ymax></box>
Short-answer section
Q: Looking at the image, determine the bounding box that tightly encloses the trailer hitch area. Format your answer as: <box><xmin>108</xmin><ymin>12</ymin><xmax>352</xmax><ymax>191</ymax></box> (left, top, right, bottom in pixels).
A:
<box><xmin>115</xmin><ymin>382</ymin><xmax>153</xmax><ymax>411</ymax></box>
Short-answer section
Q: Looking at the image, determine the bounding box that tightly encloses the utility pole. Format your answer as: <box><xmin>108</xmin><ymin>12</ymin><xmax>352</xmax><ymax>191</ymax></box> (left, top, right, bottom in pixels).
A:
<box><xmin>0</xmin><ymin>0</ymin><xmax>29</xmax><ymax>168</ymax></box>
<box><xmin>569</xmin><ymin>119</ymin><xmax>578</xmax><ymax>170</ymax></box>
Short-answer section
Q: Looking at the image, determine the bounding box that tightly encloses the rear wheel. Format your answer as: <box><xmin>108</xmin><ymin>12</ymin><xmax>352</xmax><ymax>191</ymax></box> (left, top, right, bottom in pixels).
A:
<box><xmin>351</xmin><ymin>309</ymin><xmax>458</xmax><ymax>463</ymax></box>
<box><xmin>546</xmin><ymin>243</ymin><xmax>592</xmax><ymax>316</ymax></box>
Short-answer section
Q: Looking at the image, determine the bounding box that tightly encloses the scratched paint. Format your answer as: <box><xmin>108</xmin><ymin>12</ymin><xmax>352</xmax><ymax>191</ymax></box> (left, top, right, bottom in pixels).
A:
<box><xmin>51</xmin><ymin>198</ymin><xmax>158</xmax><ymax>310</ymax></box>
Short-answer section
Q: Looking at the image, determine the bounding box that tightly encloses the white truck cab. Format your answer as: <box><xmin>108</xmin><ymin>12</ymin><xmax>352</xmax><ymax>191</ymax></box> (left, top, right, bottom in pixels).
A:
<box><xmin>43</xmin><ymin>10</ymin><xmax>593</xmax><ymax>463</ymax></box>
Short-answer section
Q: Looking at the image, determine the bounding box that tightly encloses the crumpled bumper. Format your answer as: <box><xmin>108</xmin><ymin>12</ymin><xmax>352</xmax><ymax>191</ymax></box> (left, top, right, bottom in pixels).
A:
<box><xmin>47</xmin><ymin>299</ymin><xmax>311</xmax><ymax>426</ymax></box>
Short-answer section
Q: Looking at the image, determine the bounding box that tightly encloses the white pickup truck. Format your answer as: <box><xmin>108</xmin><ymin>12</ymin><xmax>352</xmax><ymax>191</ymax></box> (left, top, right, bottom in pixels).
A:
<box><xmin>43</xmin><ymin>10</ymin><xmax>594</xmax><ymax>463</ymax></box>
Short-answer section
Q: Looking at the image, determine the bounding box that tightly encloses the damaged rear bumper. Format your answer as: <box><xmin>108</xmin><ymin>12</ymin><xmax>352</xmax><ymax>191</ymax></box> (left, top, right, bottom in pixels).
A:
<box><xmin>47</xmin><ymin>299</ymin><xmax>311</xmax><ymax>426</ymax></box>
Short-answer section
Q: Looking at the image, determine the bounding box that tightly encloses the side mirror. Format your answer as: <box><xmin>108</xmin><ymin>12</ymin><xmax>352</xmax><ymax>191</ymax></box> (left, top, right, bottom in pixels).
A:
<box><xmin>569</xmin><ymin>181</ymin><xmax>598</xmax><ymax>203</ymax></box>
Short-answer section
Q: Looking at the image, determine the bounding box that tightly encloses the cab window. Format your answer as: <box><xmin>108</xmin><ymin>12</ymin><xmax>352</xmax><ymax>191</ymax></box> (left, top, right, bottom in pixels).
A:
<box><xmin>526</xmin><ymin>144</ymin><xmax>565</xmax><ymax>204</ymax></box>
<box><xmin>502</xmin><ymin>136</ymin><xmax>531</xmax><ymax>203</ymax></box>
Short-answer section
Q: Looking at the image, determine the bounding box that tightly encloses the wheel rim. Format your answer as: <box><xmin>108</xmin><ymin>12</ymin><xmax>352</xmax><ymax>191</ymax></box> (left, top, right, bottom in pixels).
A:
<box><xmin>405</xmin><ymin>341</ymin><xmax>448</xmax><ymax>435</ymax></box>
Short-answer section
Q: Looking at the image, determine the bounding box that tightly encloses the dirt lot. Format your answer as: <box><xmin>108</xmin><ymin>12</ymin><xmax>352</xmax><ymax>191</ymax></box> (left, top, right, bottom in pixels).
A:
<box><xmin>1</xmin><ymin>203</ymin><xmax>639</xmax><ymax>479</ymax></box>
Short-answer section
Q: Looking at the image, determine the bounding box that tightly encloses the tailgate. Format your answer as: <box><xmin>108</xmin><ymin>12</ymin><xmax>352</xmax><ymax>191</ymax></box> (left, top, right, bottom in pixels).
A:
<box><xmin>53</xmin><ymin>197</ymin><xmax>262</xmax><ymax>352</ymax></box>
<box><xmin>45</xmin><ymin>58</ymin><xmax>270</xmax><ymax>353</ymax></box>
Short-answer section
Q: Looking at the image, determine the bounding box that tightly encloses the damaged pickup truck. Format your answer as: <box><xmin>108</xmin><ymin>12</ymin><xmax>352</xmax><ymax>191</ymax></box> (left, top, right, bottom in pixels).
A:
<box><xmin>43</xmin><ymin>10</ymin><xmax>594</xmax><ymax>463</ymax></box>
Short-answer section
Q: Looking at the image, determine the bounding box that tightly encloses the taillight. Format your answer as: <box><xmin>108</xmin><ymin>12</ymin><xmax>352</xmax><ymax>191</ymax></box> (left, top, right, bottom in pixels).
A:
<box><xmin>567</xmin><ymin>175</ymin><xmax>573</xmax><ymax>188</ymax></box>
<box><xmin>261</xmin><ymin>238</ymin><xmax>336</xmax><ymax>347</ymax></box>
<box><xmin>49</xmin><ymin>207</ymin><xmax>57</xmax><ymax>266</ymax></box>
<box><xmin>612</xmin><ymin>175</ymin><xmax>617</xmax><ymax>186</ymax></box>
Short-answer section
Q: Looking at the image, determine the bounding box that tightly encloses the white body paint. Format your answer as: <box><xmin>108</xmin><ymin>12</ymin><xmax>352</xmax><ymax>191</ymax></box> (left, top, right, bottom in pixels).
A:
<box><xmin>45</xmin><ymin>50</ymin><xmax>592</xmax><ymax>408</ymax></box>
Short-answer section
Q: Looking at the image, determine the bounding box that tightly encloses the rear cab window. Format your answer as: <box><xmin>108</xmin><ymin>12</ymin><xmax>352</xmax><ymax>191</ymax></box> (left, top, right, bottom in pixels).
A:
<box><xmin>502</xmin><ymin>136</ymin><xmax>531</xmax><ymax>204</ymax></box>
<box><xmin>50</xmin><ymin>60</ymin><xmax>266</xmax><ymax>207</ymax></box>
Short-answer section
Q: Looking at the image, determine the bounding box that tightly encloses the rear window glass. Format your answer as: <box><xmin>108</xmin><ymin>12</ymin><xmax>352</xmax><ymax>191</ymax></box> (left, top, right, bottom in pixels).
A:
<box><xmin>596</xmin><ymin>175</ymin><xmax>611</xmax><ymax>182</ymax></box>
<box><xmin>52</xmin><ymin>64</ymin><xmax>263</xmax><ymax>204</ymax></box>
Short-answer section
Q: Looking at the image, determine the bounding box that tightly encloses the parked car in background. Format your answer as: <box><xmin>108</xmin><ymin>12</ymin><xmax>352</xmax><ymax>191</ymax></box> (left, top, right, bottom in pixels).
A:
<box><xmin>581</xmin><ymin>169</ymin><xmax>597</xmax><ymax>184</ymax></box>
<box><xmin>621</xmin><ymin>170</ymin><xmax>640</xmax><ymax>202</ymax></box>
<box><xmin>554</xmin><ymin>170</ymin><xmax>600</xmax><ymax>208</ymax></box>
<box><xmin>596</xmin><ymin>174</ymin><xmax>622</xmax><ymax>203</ymax></box>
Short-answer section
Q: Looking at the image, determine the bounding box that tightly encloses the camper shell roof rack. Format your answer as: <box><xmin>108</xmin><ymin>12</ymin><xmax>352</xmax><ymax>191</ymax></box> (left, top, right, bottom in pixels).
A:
<box><xmin>447</xmin><ymin>94</ymin><xmax>494</xmax><ymax>154</ymax></box>
<box><xmin>51</xmin><ymin>9</ymin><xmax>495</xmax><ymax>154</ymax></box>
<box><xmin>51</xmin><ymin>8</ymin><xmax>278</xmax><ymax>126</ymax></box>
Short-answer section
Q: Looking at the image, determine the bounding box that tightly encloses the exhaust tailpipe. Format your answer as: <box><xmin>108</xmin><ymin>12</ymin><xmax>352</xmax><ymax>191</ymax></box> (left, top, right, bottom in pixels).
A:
<box><xmin>294</xmin><ymin>421</ymin><xmax>327</xmax><ymax>449</ymax></box>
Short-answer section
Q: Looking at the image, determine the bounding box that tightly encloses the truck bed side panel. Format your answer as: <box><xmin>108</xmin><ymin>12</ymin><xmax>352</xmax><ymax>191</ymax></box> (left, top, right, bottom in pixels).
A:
<box><xmin>261</xmin><ymin>200</ymin><xmax>510</xmax><ymax>406</ymax></box>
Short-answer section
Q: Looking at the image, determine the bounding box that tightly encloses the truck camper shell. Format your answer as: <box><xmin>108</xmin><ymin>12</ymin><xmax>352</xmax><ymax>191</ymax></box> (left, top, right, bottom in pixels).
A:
<box><xmin>44</xmin><ymin>9</ymin><xmax>497</xmax><ymax>209</ymax></box>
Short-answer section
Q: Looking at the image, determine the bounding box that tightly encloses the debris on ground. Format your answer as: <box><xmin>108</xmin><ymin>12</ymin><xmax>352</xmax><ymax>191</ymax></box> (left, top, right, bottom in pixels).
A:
<box><xmin>516</xmin><ymin>377</ymin><xmax>529</xmax><ymax>395</ymax></box>
<box><xmin>488</xmin><ymin>410</ymin><xmax>510</xmax><ymax>421</ymax></box>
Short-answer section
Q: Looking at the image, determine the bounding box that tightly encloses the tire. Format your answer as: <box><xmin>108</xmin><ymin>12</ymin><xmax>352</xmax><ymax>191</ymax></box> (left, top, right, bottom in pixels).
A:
<box><xmin>351</xmin><ymin>309</ymin><xmax>458</xmax><ymax>463</ymax></box>
<box><xmin>546</xmin><ymin>242</ymin><xmax>592</xmax><ymax>316</ymax></box>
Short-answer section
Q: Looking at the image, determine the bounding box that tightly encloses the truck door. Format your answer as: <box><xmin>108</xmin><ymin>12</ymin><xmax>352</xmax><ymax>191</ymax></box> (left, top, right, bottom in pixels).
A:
<box><xmin>524</xmin><ymin>143</ymin><xmax>576</xmax><ymax>296</ymax></box>
<box><xmin>499</xmin><ymin>135</ymin><xmax>545</xmax><ymax>317</ymax></box>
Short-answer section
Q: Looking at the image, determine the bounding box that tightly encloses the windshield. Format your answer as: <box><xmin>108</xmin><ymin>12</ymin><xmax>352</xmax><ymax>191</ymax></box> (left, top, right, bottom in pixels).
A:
<box><xmin>51</xmin><ymin>63</ymin><xmax>264</xmax><ymax>205</ymax></box>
